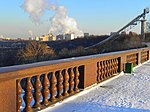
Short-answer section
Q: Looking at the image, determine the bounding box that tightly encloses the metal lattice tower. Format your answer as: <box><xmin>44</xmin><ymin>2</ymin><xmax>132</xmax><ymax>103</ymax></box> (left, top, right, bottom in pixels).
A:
<box><xmin>146</xmin><ymin>20</ymin><xmax>150</xmax><ymax>33</ymax></box>
<box><xmin>85</xmin><ymin>8</ymin><xmax>149</xmax><ymax>49</ymax></box>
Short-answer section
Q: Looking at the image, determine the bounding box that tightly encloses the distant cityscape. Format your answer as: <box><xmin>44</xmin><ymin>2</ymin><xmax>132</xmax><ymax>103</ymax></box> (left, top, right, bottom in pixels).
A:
<box><xmin>0</xmin><ymin>33</ymin><xmax>90</xmax><ymax>42</ymax></box>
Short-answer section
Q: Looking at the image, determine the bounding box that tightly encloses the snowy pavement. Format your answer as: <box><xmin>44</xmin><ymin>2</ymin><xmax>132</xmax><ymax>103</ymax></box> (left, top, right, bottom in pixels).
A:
<box><xmin>41</xmin><ymin>61</ymin><xmax>150</xmax><ymax>112</ymax></box>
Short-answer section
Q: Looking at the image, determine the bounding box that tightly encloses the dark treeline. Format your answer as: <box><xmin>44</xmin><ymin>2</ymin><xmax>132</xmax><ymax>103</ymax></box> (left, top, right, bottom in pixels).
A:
<box><xmin>0</xmin><ymin>33</ymin><xmax>148</xmax><ymax>67</ymax></box>
<box><xmin>0</xmin><ymin>48</ymin><xmax>20</xmax><ymax>67</ymax></box>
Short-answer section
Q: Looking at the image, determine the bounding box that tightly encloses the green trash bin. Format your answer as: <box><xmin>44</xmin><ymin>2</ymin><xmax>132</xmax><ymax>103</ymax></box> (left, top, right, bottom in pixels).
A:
<box><xmin>125</xmin><ymin>63</ymin><xmax>133</xmax><ymax>73</ymax></box>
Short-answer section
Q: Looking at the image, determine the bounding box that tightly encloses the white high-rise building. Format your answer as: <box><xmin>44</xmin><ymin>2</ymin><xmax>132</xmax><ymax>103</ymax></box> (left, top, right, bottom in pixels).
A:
<box><xmin>65</xmin><ymin>34</ymin><xmax>76</xmax><ymax>40</ymax></box>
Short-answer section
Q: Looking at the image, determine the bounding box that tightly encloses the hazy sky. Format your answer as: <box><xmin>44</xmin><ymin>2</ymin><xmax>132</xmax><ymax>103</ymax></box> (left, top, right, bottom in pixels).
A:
<box><xmin>0</xmin><ymin>0</ymin><xmax>150</xmax><ymax>39</ymax></box>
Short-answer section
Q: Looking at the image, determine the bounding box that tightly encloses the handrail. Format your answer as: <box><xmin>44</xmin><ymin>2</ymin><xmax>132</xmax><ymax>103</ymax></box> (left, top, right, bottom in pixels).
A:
<box><xmin>0</xmin><ymin>47</ymin><xmax>148</xmax><ymax>74</ymax></box>
<box><xmin>0</xmin><ymin>47</ymin><xmax>148</xmax><ymax>82</ymax></box>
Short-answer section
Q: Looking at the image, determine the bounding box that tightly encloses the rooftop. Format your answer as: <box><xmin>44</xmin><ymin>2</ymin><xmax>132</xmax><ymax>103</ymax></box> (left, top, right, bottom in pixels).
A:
<box><xmin>41</xmin><ymin>61</ymin><xmax>150</xmax><ymax>112</ymax></box>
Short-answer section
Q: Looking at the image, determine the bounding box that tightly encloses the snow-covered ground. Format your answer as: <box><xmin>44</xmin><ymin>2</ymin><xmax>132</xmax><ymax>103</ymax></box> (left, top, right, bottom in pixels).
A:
<box><xmin>41</xmin><ymin>61</ymin><xmax>150</xmax><ymax>112</ymax></box>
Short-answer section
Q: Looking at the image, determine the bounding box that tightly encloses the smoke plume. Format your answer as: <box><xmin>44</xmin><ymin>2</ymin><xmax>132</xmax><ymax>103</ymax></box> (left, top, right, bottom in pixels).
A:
<box><xmin>22</xmin><ymin>0</ymin><xmax>83</xmax><ymax>37</ymax></box>
<box><xmin>49</xmin><ymin>6</ymin><xmax>83</xmax><ymax>37</ymax></box>
<box><xmin>22</xmin><ymin>0</ymin><xmax>48</xmax><ymax>23</ymax></box>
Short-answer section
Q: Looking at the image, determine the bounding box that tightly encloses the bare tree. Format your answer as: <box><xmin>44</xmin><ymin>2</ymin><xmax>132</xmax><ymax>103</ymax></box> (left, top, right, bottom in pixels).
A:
<box><xmin>17</xmin><ymin>41</ymin><xmax>55</xmax><ymax>63</ymax></box>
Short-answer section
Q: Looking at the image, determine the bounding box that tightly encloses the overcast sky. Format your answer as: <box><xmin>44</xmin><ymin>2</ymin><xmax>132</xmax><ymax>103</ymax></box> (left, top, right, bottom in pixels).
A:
<box><xmin>0</xmin><ymin>0</ymin><xmax>150</xmax><ymax>39</ymax></box>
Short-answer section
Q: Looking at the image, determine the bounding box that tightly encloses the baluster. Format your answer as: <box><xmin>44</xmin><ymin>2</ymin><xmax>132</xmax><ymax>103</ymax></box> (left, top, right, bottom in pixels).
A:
<box><xmin>106</xmin><ymin>60</ymin><xmax>109</xmax><ymax>78</ymax></box>
<box><xmin>141</xmin><ymin>52</ymin><xmax>143</xmax><ymax>63</ymax></box>
<box><xmin>33</xmin><ymin>75</ymin><xmax>42</xmax><ymax>109</ymax></box>
<box><xmin>135</xmin><ymin>55</ymin><xmax>136</xmax><ymax>65</ymax></box>
<box><xmin>129</xmin><ymin>55</ymin><xmax>131</xmax><ymax>62</ymax></box>
<box><xmin>111</xmin><ymin>59</ymin><xmax>113</xmax><ymax>75</ymax></box>
<box><xmin>131</xmin><ymin>55</ymin><xmax>133</xmax><ymax>61</ymax></box>
<box><xmin>133</xmin><ymin>55</ymin><xmax>136</xmax><ymax>66</ymax></box>
<box><xmin>74</xmin><ymin>67</ymin><xmax>80</xmax><ymax>92</ymax></box>
<box><xmin>144</xmin><ymin>54</ymin><xmax>146</xmax><ymax>61</ymax></box>
<box><xmin>145</xmin><ymin>54</ymin><xmax>146</xmax><ymax>61</ymax></box>
<box><xmin>63</xmin><ymin>69</ymin><xmax>69</xmax><ymax>96</ymax></box>
<box><xmin>131</xmin><ymin>55</ymin><xmax>133</xmax><ymax>60</ymax></box>
<box><xmin>69</xmin><ymin>68</ymin><xmax>75</xmax><ymax>94</ymax></box>
<box><xmin>114</xmin><ymin>59</ymin><xmax>117</xmax><ymax>73</ymax></box>
<box><xmin>101</xmin><ymin>61</ymin><xmax>104</xmax><ymax>80</ymax></box>
<box><xmin>112</xmin><ymin>59</ymin><xmax>115</xmax><ymax>74</ymax></box>
<box><xmin>107</xmin><ymin>60</ymin><xmax>110</xmax><ymax>77</ymax></box>
<box><xmin>134</xmin><ymin>54</ymin><xmax>136</xmax><ymax>64</ymax></box>
<box><xmin>105</xmin><ymin>61</ymin><xmax>107</xmax><ymax>78</ymax></box>
<box><xmin>136</xmin><ymin>54</ymin><xmax>138</xmax><ymax>64</ymax></box>
<box><xmin>145</xmin><ymin>53</ymin><xmax>146</xmax><ymax>61</ymax></box>
<box><xmin>113</xmin><ymin>59</ymin><xmax>116</xmax><ymax>74</ymax></box>
<box><xmin>147</xmin><ymin>51</ymin><xmax>149</xmax><ymax>60</ymax></box>
<box><xmin>143</xmin><ymin>53</ymin><xmax>145</xmax><ymax>62</ymax></box>
<box><xmin>143</xmin><ymin>53</ymin><xmax>144</xmax><ymax>63</ymax></box>
<box><xmin>142</xmin><ymin>53</ymin><xmax>144</xmax><ymax>62</ymax></box>
<box><xmin>129</xmin><ymin>55</ymin><xmax>131</xmax><ymax>63</ymax></box>
<box><xmin>42</xmin><ymin>74</ymin><xmax>50</xmax><ymax>106</ymax></box>
<box><xmin>110</xmin><ymin>60</ymin><xmax>112</xmax><ymax>76</ymax></box>
<box><xmin>127</xmin><ymin>56</ymin><xmax>129</xmax><ymax>63</ymax></box>
<box><xmin>103</xmin><ymin>61</ymin><xmax>106</xmax><ymax>79</ymax></box>
<box><xmin>147</xmin><ymin>51</ymin><xmax>148</xmax><ymax>60</ymax></box>
<box><xmin>97</xmin><ymin>62</ymin><xmax>100</xmax><ymax>82</ymax></box>
<box><xmin>99</xmin><ymin>62</ymin><xmax>102</xmax><ymax>81</ymax></box>
<box><xmin>17</xmin><ymin>79</ymin><xmax>22</xmax><ymax>112</ymax></box>
<box><xmin>23</xmin><ymin>77</ymin><xmax>33</xmax><ymax>112</ymax></box>
<box><xmin>144</xmin><ymin>53</ymin><xmax>146</xmax><ymax>61</ymax></box>
<box><xmin>132</xmin><ymin>55</ymin><xmax>134</xmax><ymax>65</ymax></box>
<box><xmin>50</xmin><ymin>72</ymin><xmax>57</xmax><ymax>102</ymax></box>
<box><xmin>114</xmin><ymin>59</ymin><xmax>117</xmax><ymax>74</ymax></box>
<box><xmin>127</xmin><ymin>56</ymin><xmax>128</xmax><ymax>62</ymax></box>
<box><xmin>57</xmin><ymin>70</ymin><xmax>63</xmax><ymax>99</ymax></box>
<box><xmin>116</xmin><ymin>59</ymin><xmax>119</xmax><ymax>73</ymax></box>
<box><xmin>110</xmin><ymin>60</ymin><xmax>113</xmax><ymax>75</ymax></box>
<box><xmin>144</xmin><ymin>52</ymin><xmax>146</xmax><ymax>60</ymax></box>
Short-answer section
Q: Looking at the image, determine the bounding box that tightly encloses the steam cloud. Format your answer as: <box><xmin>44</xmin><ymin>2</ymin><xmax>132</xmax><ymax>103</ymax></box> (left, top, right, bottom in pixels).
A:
<box><xmin>22</xmin><ymin>0</ymin><xmax>48</xmax><ymax>23</ymax></box>
<box><xmin>49</xmin><ymin>6</ymin><xmax>83</xmax><ymax>37</ymax></box>
<box><xmin>22</xmin><ymin>0</ymin><xmax>83</xmax><ymax>37</ymax></box>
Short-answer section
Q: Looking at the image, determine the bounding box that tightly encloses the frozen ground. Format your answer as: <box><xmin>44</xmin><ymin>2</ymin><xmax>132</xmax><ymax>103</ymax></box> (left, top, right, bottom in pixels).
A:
<box><xmin>41</xmin><ymin>61</ymin><xmax>150</xmax><ymax>112</ymax></box>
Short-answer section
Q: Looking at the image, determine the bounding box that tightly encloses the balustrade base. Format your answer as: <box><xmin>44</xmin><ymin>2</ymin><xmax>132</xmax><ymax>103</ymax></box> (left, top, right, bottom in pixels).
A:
<box><xmin>97</xmin><ymin>73</ymin><xmax>119</xmax><ymax>84</ymax></box>
<box><xmin>34</xmin><ymin>90</ymin><xmax>81</xmax><ymax>111</ymax></box>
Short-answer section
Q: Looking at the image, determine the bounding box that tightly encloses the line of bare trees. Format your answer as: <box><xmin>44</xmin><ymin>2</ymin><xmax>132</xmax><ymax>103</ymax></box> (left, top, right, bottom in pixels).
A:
<box><xmin>0</xmin><ymin>33</ymin><xmax>147</xmax><ymax>67</ymax></box>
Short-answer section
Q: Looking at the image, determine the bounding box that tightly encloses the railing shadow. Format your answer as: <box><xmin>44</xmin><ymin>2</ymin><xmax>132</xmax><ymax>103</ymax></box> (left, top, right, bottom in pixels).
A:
<box><xmin>47</xmin><ymin>102</ymin><xmax>150</xmax><ymax>112</ymax></box>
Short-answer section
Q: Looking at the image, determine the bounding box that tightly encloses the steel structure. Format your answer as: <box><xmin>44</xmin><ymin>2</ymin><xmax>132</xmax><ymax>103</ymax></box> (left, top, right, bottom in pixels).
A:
<box><xmin>85</xmin><ymin>8</ymin><xmax>149</xmax><ymax>49</ymax></box>
<box><xmin>146</xmin><ymin>19</ymin><xmax>150</xmax><ymax>33</ymax></box>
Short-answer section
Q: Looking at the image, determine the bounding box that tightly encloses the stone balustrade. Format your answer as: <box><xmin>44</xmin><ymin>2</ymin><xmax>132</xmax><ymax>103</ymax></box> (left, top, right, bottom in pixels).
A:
<box><xmin>0</xmin><ymin>47</ymin><xmax>149</xmax><ymax>112</ymax></box>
